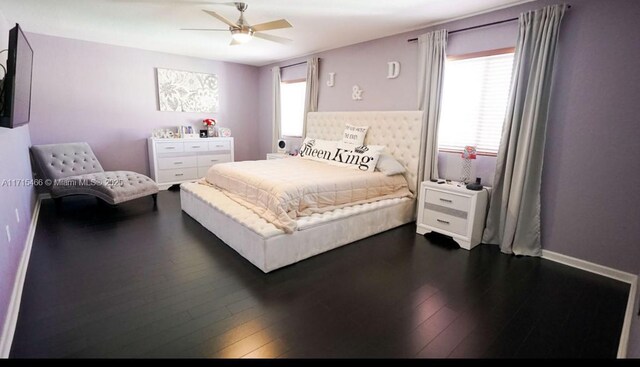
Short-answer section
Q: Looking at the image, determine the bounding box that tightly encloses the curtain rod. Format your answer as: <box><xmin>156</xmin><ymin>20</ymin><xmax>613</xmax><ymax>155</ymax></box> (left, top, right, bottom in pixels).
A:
<box><xmin>279</xmin><ymin>61</ymin><xmax>307</xmax><ymax>70</ymax></box>
<box><xmin>407</xmin><ymin>4</ymin><xmax>571</xmax><ymax>42</ymax></box>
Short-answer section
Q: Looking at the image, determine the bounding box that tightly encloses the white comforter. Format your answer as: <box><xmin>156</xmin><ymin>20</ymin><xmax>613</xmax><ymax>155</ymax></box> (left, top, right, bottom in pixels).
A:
<box><xmin>203</xmin><ymin>157</ymin><xmax>413</xmax><ymax>233</ymax></box>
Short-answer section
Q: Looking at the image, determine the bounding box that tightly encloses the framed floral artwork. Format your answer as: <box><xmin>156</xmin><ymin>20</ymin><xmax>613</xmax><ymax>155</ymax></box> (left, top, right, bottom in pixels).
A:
<box><xmin>156</xmin><ymin>68</ymin><xmax>219</xmax><ymax>113</ymax></box>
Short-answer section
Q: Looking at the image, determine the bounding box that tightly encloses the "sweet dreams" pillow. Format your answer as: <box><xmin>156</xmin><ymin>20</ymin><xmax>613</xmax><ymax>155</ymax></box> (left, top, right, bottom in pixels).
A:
<box><xmin>342</xmin><ymin>124</ymin><xmax>369</xmax><ymax>145</ymax></box>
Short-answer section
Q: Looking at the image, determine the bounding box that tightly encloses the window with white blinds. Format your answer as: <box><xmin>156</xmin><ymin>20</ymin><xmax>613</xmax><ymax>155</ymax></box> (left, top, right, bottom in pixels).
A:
<box><xmin>437</xmin><ymin>51</ymin><xmax>515</xmax><ymax>154</ymax></box>
<box><xmin>280</xmin><ymin>80</ymin><xmax>306</xmax><ymax>137</ymax></box>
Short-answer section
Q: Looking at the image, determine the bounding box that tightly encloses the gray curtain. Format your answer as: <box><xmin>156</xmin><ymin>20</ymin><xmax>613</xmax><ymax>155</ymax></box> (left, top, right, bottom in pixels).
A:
<box><xmin>417</xmin><ymin>30</ymin><xmax>447</xmax><ymax>181</ymax></box>
<box><xmin>482</xmin><ymin>4</ymin><xmax>567</xmax><ymax>256</ymax></box>
<box><xmin>271</xmin><ymin>67</ymin><xmax>282</xmax><ymax>152</ymax></box>
<box><xmin>303</xmin><ymin>57</ymin><xmax>319</xmax><ymax>138</ymax></box>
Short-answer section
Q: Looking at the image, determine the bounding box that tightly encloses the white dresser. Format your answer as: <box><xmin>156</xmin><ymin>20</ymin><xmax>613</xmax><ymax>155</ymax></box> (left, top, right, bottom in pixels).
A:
<box><xmin>148</xmin><ymin>137</ymin><xmax>234</xmax><ymax>190</ymax></box>
<box><xmin>416</xmin><ymin>181</ymin><xmax>489</xmax><ymax>250</ymax></box>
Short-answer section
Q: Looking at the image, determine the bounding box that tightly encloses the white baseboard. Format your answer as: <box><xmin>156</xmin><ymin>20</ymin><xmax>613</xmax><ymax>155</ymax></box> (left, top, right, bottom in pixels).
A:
<box><xmin>0</xmin><ymin>195</ymin><xmax>43</xmax><ymax>358</ymax></box>
<box><xmin>542</xmin><ymin>249</ymin><xmax>638</xmax><ymax>359</ymax></box>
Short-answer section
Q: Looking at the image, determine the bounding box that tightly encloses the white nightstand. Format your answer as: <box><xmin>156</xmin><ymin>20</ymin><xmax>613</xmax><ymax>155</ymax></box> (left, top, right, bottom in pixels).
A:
<box><xmin>416</xmin><ymin>181</ymin><xmax>489</xmax><ymax>250</ymax></box>
<box><xmin>266</xmin><ymin>153</ymin><xmax>290</xmax><ymax>160</ymax></box>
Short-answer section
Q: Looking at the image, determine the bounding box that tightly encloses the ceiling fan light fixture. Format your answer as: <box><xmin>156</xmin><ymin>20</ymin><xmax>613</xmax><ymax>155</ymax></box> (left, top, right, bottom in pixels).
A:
<box><xmin>231</xmin><ymin>28</ymin><xmax>253</xmax><ymax>43</ymax></box>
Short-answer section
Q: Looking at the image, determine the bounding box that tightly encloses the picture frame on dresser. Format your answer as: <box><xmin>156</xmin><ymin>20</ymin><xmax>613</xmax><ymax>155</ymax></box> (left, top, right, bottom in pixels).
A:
<box><xmin>148</xmin><ymin>137</ymin><xmax>234</xmax><ymax>190</ymax></box>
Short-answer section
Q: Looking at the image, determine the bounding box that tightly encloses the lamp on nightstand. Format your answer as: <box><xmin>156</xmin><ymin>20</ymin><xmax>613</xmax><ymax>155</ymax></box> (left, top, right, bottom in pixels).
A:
<box><xmin>460</xmin><ymin>145</ymin><xmax>477</xmax><ymax>184</ymax></box>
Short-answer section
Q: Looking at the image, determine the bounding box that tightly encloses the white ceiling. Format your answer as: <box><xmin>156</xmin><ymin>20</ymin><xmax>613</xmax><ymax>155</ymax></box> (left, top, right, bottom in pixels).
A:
<box><xmin>0</xmin><ymin>0</ymin><xmax>531</xmax><ymax>66</ymax></box>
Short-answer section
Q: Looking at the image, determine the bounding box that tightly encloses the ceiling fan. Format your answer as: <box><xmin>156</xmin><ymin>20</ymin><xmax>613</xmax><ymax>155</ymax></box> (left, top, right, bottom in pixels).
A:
<box><xmin>182</xmin><ymin>2</ymin><xmax>293</xmax><ymax>46</ymax></box>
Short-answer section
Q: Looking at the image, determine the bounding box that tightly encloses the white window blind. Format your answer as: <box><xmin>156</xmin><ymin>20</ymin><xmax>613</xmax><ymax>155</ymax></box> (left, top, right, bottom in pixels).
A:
<box><xmin>280</xmin><ymin>81</ymin><xmax>306</xmax><ymax>137</ymax></box>
<box><xmin>438</xmin><ymin>52</ymin><xmax>514</xmax><ymax>154</ymax></box>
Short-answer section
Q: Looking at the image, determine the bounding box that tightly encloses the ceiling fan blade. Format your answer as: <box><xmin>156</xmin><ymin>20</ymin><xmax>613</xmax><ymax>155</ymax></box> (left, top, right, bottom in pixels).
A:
<box><xmin>180</xmin><ymin>28</ymin><xmax>229</xmax><ymax>31</ymax></box>
<box><xmin>250</xmin><ymin>19</ymin><xmax>292</xmax><ymax>32</ymax></box>
<box><xmin>113</xmin><ymin>0</ymin><xmax>235</xmax><ymax>4</ymax></box>
<box><xmin>253</xmin><ymin>32</ymin><xmax>293</xmax><ymax>44</ymax></box>
<box><xmin>230</xmin><ymin>38</ymin><xmax>241</xmax><ymax>46</ymax></box>
<box><xmin>202</xmin><ymin>9</ymin><xmax>237</xmax><ymax>28</ymax></box>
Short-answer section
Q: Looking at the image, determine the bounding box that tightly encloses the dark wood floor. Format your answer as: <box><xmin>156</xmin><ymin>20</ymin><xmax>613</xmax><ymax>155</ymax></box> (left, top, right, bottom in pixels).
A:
<box><xmin>10</xmin><ymin>190</ymin><xmax>629</xmax><ymax>358</ymax></box>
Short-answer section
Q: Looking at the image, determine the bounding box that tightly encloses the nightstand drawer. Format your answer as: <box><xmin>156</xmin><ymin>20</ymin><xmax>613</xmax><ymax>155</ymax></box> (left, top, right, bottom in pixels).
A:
<box><xmin>156</xmin><ymin>142</ymin><xmax>184</xmax><ymax>153</ymax></box>
<box><xmin>158</xmin><ymin>156</ymin><xmax>197</xmax><ymax>169</ymax></box>
<box><xmin>157</xmin><ymin>168</ymin><xmax>198</xmax><ymax>183</ymax></box>
<box><xmin>425</xmin><ymin>189</ymin><xmax>470</xmax><ymax>212</ymax></box>
<box><xmin>423</xmin><ymin>210</ymin><xmax>468</xmax><ymax>236</ymax></box>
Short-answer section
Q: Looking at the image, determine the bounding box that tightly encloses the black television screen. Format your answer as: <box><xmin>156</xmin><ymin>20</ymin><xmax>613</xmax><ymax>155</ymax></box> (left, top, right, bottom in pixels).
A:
<box><xmin>1</xmin><ymin>23</ymin><xmax>33</xmax><ymax>128</ymax></box>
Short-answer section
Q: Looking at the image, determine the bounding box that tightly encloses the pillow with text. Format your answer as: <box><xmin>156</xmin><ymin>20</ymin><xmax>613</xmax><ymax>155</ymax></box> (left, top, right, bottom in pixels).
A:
<box><xmin>299</xmin><ymin>138</ymin><xmax>384</xmax><ymax>172</ymax></box>
<box><xmin>342</xmin><ymin>124</ymin><xmax>369</xmax><ymax>145</ymax></box>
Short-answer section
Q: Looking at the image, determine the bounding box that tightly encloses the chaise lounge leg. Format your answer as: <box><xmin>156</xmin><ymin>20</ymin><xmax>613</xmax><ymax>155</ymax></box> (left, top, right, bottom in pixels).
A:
<box><xmin>152</xmin><ymin>193</ymin><xmax>158</xmax><ymax>209</ymax></box>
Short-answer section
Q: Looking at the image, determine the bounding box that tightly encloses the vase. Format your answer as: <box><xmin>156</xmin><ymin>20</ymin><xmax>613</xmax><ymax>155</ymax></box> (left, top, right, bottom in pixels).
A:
<box><xmin>207</xmin><ymin>125</ymin><xmax>216</xmax><ymax>137</ymax></box>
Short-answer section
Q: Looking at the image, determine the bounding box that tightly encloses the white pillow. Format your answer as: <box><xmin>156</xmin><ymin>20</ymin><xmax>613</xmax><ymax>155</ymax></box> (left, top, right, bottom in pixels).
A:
<box><xmin>342</xmin><ymin>124</ymin><xmax>369</xmax><ymax>145</ymax></box>
<box><xmin>299</xmin><ymin>138</ymin><xmax>383</xmax><ymax>172</ymax></box>
<box><xmin>376</xmin><ymin>153</ymin><xmax>406</xmax><ymax>176</ymax></box>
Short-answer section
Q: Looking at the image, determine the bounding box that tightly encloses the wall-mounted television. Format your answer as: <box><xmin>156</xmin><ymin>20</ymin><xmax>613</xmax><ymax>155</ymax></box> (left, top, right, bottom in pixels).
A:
<box><xmin>1</xmin><ymin>23</ymin><xmax>33</xmax><ymax>129</ymax></box>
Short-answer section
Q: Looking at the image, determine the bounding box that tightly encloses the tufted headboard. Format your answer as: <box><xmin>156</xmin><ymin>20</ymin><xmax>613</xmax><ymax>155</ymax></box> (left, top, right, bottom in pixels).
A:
<box><xmin>306</xmin><ymin>111</ymin><xmax>424</xmax><ymax>194</ymax></box>
<box><xmin>31</xmin><ymin>142</ymin><xmax>104</xmax><ymax>180</ymax></box>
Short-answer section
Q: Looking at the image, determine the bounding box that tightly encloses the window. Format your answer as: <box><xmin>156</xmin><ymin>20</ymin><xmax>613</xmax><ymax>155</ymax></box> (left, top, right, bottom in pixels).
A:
<box><xmin>438</xmin><ymin>49</ymin><xmax>515</xmax><ymax>154</ymax></box>
<box><xmin>280</xmin><ymin>80</ymin><xmax>306</xmax><ymax>137</ymax></box>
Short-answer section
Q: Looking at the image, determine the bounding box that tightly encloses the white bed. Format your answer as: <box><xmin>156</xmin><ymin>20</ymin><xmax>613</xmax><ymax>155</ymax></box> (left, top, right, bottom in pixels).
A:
<box><xmin>180</xmin><ymin>110</ymin><xmax>424</xmax><ymax>272</ymax></box>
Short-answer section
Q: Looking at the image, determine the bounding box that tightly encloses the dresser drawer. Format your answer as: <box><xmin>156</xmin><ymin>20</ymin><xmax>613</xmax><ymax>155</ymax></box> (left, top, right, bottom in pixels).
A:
<box><xmin>208</xmin><ymin>141</ymin><xmax>231</xmax><ymax>151</ymax></box>
<box><xmin>197</xmin><ymin>154</ymin><xmax>232</xmax><ymax>167</ymax></box>
<box><xmin>158</xmin><ymin>156</ymin><xmax>197</xmax><ymax>169</ymax></box>
<box><xmin>184</xmin><ymin>142</ymin><xmax>208</xmax><ymax>152</ymax></box>
<box><xmin>423</xmin><ymin>209</ymin><xmax>468</xmax><ymax>236</ymax></box>
<box><xmin>156</xmin><ymin>142</ymin><xmax>184</xmax><ymax>153</ymax></box>
<box><xmin>157</xmin><ymin>168</ymin><xmax>198</xmax><ymax>183</ymax></box>
<box><xmin>425</xmin><ymin>189</ymin><xmax>470</xmax><ymax>212</ymax></box>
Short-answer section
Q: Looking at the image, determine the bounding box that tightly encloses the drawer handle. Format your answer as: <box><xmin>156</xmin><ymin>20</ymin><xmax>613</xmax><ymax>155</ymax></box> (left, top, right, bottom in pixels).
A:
<box><xmin>215</xmin><ymin>145</ymin><xmax>224</xmax><ymax>148</ymax></box>
<box><xmin>211</xmin><ymin>159</ymin><xmax>218</xmax><ymax>162</ymax></box>
<box><xmin>192</xmin><ymin>146</ymin><xmax>201</xmax><ymax>148</ymax></box>
<box><xmin>436</xmin><ymin>219</ymin><xmax>450</xmax><ymax>225</ymax></box>
<box><xmin>164</xmin><ymin>147</ymin><xmax>175</xmax><ymax>150</ymax></box>
<box><xmin>439</xmin><ymin>198</ymin><xmax>453</xmax><ymax>203</ymax></box>
<box><xmin>174</xmin><ymin>162</ymin><xmax>183</xmax><ymax>165</ymax></box>
<box><xmin>175</xmin><ymin>173</ymin><xmax>184</xmax><ymax>177</ymax></box>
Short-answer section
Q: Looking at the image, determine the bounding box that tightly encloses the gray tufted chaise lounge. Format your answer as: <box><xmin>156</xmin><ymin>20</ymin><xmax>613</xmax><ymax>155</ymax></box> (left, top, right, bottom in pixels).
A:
<box><xmin>31</xmin><ymin>142</ymin><xmax>159</xmax><ymax>206</ymax></box>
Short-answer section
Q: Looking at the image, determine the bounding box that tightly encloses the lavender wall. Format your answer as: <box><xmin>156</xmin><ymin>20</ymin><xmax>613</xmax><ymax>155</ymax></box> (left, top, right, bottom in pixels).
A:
<box><xmin>0</xmin><ymin>11</ymin><xmax>36</xmax><ymax>345</ymax></box>
<box><xmin>27</xmin><ymin>34</ymin><xmax>261</xmax><ymax>175</ymax></box>
<box><xmin>539</xmin><ymin>0</ymin><xmax>640</xmax><ymax>273</ymax></box>
<box><xmin>259</xmin><ymin>0</ymin><xmax>640</xmax><ymax>276</ymax></box>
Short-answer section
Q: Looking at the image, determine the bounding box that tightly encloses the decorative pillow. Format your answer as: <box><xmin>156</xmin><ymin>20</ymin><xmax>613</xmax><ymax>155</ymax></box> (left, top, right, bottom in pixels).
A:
<box><xmin>376</xmin><ymin>153</ymin><xmax>406</xmax><ymax>176</ymax></box>
<box><xmin>299</xmin><ymin>138</ymin><xmax>337</xmax><ymax>163</ymax></box>
<box><xmin>342</xmin><ymin>124</ymin><xmax>369</xmax><ymax>145</ymax></box>
<box><xmin>299</xmin><ymin>138</ymin><xmax>383</xmax><ymax>172</ymax></box>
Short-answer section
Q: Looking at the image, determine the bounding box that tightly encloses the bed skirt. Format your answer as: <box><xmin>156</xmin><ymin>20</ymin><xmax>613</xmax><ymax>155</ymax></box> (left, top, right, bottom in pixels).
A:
<box><xmin>180</xmin><ymin>182</ymin><xmax>415</xmax><ymax>273</ymax></box>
